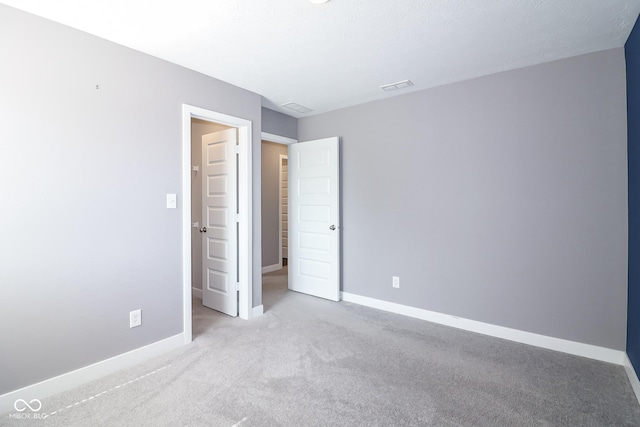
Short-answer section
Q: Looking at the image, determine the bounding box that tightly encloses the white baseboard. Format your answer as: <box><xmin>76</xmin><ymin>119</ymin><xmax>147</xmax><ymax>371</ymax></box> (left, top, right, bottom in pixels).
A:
<box><xmin>252</xmin><ymin>305</ymin><xmax>264</xmax><ymax>318</ymax></box>
<box><xmin>624</xmin><ymin>354</ymin><xmax>640</xmax><ymax>405</ymax></box>
<box><xmin>341</xmin><ymin>292</ymin><xmax>625</xmax><ymax>365</ymax></box>
<box><xmin>262</xmin><ymin>264</ymin><xmax>282</xmax><ymax>274</ymax></box>
<box><xmin>0</xmin><ymin>333</ymin><xmax>185</xmax><ymax>415</ymax></box>
<box><xmin>195</xmin><ymin>287</ymin><xmax>262</xmax><ymax>318</ymax></box>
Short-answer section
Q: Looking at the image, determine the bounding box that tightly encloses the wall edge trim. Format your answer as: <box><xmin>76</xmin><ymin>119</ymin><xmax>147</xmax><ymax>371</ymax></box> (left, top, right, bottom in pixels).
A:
<box><xmin>0</xmin><ymin>333</ymin><xmax>185</xmax><ymax>415</ymax></box>
<box><xmin>262</xmin><ymin>264</ymin><xmax>282</xmax><ymax>274</ymax></box>
<box><xmin>252</xmin><ymin>305</ymin><xmax>264</xmax><ymax>318</ymax></box>
<box><xmin>624</xmin><ymin>354</ymin><xmax>640</xmax><ymax>405</ymax></box>
<box><xmin>261</xmin><ymin>132</ymin><xmax>297</xmax><ymax>145</ymax></box>
<box><xmin>340</xmin><ymin>292</ymin><xmax>624</xmax><ymax>365</ymax></box>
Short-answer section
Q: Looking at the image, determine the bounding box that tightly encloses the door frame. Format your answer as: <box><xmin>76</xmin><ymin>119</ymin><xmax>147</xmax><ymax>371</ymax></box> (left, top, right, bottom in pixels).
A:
<box><xmin>278</xmin><ymin>154</ymin><xmax>288</xmax><ymax>269</ymax></box>
<box><xmin>182</xmin><ymin>104</ymin><xmax>253</xmax><ymax>344</ymax></box>
<box><xmin>261</xmin><ymin>132</ymin><xmax>297</xmax><ymax>275</ymax></box>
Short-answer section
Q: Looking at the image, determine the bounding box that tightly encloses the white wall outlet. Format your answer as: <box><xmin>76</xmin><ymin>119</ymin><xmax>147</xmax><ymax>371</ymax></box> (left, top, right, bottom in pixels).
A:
<box><xmin>130</xmin><ymin>309</ymin><xmax>142</xmax><ymax>328</ymax></box>
<box><xmin>392</xmin><ymin>276</ymin><xmax>400</xmax><ymax>288</ymax></box>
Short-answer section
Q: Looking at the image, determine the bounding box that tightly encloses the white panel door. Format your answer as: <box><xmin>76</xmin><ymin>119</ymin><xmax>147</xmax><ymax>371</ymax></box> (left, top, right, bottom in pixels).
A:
<box><xmin>201</xmin><ymin>129</ymin><xmax>238</xmax><ymax>316</ymax></box>
<box><xmin>288</xmin><ymin>137</ymin><xmax>340</xmax><ymax>301</ymax></box>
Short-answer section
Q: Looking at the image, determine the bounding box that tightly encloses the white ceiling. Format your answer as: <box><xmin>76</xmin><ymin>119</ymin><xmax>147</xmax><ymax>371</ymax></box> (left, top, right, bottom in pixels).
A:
<box><xmin>3</xmin><ymin>0</ymin><xmax>640</xmax><ymax>118</ymax></box>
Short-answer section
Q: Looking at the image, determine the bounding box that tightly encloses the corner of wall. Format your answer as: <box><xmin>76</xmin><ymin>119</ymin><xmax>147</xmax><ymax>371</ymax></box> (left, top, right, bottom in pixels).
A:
<box><xmin>624</xmin><ymin>353</ymin><xmax>640</xmax><ymax>405</ymax></box>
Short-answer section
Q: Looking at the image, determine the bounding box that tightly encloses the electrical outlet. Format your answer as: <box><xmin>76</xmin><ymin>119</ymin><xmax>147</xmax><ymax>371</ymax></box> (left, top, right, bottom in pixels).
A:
<box><xmin>130</xmin><ymin>309</ymin><xmax>142</xmax><ymax>328</ymax></box>
<box><xmin>392</xmin><ymin>276</ymin><xmax>400</xmax><ymax>288</ymax></box>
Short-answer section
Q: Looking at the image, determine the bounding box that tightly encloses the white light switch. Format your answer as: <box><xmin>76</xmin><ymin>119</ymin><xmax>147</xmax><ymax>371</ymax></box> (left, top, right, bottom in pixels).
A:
<box><xmin>166</xmin><ymin>194</ymin><xmax>177</xmax><ymax>209</ymax></box>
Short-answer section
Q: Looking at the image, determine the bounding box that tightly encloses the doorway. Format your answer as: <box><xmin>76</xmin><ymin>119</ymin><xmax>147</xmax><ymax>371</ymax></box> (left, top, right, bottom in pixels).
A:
<box><xmin>260</xmin><ymin>134</ymin><xmax>341</xmax><ymax>307</ymax></box>
<box><xmin>193</xmin><ymin>122</ymin><xmax>238</xmax><ymax>317</ymax></box>
<box><xmin>181</xmin><ymin>105</ymin><xmax>253</xmax><ymax>344</ymax></box>
<box><xmin>261</xmin><ymin>132</ymin><xmax>297</xmax><ymax>312</ymax></box>
<box><xmin>190</xmin><ymin>119</ymin><xmax>233</xmax><ymax>299</ymax></box>
<box><xmin>280</xmin><ymin>154</ymin><xmax>288</xmax><ymax>268</ymax></box>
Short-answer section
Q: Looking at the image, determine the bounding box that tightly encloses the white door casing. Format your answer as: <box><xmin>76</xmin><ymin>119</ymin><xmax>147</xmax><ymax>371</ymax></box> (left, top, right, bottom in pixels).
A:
<box><xmin>288</xmin><ymin>137</ymin><xmax>340</xmax><ymax>301</ymax></box>
<box><xmin>201</xmin><ymin>129</ymin><xmax>238</xmax><ymax>316</ymax></box>
<box><xmin>280</xmin><ymin>155</ymin><xmax>288</xmax><ymax>262</ymax></box>
<box><xmin>183</xmin><ymin>104</ymin><xmax>253</xmax><ymax>343</ymax></box>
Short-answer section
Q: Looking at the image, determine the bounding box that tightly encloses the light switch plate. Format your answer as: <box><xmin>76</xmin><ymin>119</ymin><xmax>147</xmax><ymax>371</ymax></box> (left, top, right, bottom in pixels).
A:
<box><xmin>130</xmin><ymin>309</ymin><xmax>141</xmax><ymax>328</ymax></box>
<box><xmin>166</xmin><ymin>194</ymin><xmax>177</xmax><ymax>209</ymax></box>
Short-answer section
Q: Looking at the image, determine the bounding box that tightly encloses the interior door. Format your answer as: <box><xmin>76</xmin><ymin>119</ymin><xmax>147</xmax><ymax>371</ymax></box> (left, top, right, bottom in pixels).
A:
<box><xmin>201</xmin><ymin>129</ymin><xmax>238</xmax><ymax>316</ymax></box>
<box><xmin>288</xmin><ymin>137</ymin><xmax>340</xmax><ymax>301</ymax></box>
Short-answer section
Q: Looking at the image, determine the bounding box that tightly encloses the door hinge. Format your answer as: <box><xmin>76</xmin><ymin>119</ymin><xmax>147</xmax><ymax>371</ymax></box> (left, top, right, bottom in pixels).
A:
<box><xmin>235</xmin><ymin>213</ymin><xmax>240</xmax><ymax>223</ymax></box>
<box><xmin>234</xmin><ymin>145</ymin><xmax>240</xmax><ymax>154</ymax></box>
<box><xmin>235</xmin><ymin>282</ymin><xmax>240</xmax><ymax>292</ymax></box>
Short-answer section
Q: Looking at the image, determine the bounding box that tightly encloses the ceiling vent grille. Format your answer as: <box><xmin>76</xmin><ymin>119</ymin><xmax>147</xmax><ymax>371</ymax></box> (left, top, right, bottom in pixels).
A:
<box><xmin>282</xmin><ymin>102</ymin><xmax>313</xmax><ymax>114</ymax></box>
<box><xmin>380</xmin><ymin>80</ymin><xmax>414</xmax><ymax>92</ymax></box>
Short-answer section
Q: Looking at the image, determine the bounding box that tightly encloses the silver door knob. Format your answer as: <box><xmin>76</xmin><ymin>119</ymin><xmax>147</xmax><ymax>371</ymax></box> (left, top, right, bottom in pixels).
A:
<box><xmin>200</xmin><ymin>227</ymin><xmax>207</xmax><ymax>233</ymax></box>
<box><xmin>329</xmin><ymin>225</ymin><xmax>336</xmax><ymax>230</ymax></box>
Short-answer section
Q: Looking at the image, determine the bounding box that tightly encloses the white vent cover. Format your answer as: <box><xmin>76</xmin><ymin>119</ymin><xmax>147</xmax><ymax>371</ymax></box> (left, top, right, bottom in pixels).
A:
<box><xmin>282</xmin><ymin>102</ymin><xmax>314</xmax><ymax>114</ymax></box>
<box><xmin>380</xmin><ymin>80</ymin><xmax>414</xmax><ymax>92</ymax></box>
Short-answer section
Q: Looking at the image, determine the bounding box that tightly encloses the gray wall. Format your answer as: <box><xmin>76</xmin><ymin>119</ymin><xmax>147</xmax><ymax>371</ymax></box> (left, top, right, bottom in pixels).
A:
<box><xmin>191</xmin><ymin>119</ymin><xmax>234</xmax><ymax>291</ymax></box>
<box><xmin>262</xmin><ymin>141</ymin><xmax>288</xmax><ymax>267</ymax></box>
<box><xmin>0</xmin><ymin>4</ymin><xmax>262</xmax><ymax>394</ymax></box>
<box><xmin>298</xmin><ymin>48</ymin><xmax>628</xmax><ymax>350</ymax></box>
<box><xmin>262</xmin><ymin>107</ymin><xmax>298</xmax><ymax>140</ymax></box>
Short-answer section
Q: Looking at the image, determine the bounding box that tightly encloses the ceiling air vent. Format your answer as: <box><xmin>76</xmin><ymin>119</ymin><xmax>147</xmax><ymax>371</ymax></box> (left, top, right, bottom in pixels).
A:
<box><xmin>380</xmin><ymin>79</ymin><xmax>414</xmax><ymax>92</ymax></box>
<box><xmin>282</xmin><ymin>102</ymin><xmax>313</xmax><ymax>114</ymax></box>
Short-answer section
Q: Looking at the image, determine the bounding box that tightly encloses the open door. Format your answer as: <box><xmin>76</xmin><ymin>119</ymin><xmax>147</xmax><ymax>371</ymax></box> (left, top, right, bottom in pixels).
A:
<box><xmin>201</xmin><ymin>129</ymin><xmax>238</xmax><ymax>316</ymax></box>
<box><xmin>288</xmin><ymin>137</ymin><xmax>340</xmax><ymax>301</ymax></box>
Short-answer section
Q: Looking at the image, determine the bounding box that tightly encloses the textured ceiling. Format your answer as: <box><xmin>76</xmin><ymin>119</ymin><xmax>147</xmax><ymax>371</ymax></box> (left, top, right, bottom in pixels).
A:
<box><xmin>3</xmin><ymin>0</ymin><xmax>640</xmax><ymax>117</ymax></box>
